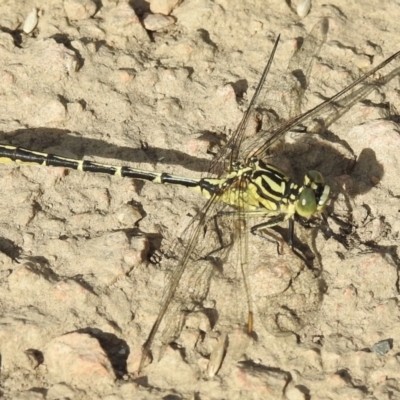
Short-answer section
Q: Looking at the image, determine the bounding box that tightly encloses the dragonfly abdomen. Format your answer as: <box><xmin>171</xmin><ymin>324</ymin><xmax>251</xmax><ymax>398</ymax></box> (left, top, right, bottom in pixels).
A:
<box><xmin>0</xmin><ymin>144</ymin><xmax>224</xmax><ymax>196</ymax></box>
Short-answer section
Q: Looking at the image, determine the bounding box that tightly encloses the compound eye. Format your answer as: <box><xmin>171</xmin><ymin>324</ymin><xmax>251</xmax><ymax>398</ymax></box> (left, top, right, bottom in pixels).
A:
<box><xmin>306</xmin><ymin>170</ymin><xmax>324</xmax><ymax>185</ymax></box>
<box><xmin>296</xmin><ymin>188</ymin><xmax>317</xmax><ymax>217</ymax></box>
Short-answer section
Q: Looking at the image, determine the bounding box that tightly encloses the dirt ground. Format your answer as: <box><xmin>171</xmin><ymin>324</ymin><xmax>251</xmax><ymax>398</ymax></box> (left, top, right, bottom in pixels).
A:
<box><xmin>1</xmin><ymin>0</ymin><xmax>400</xmax><ymax>399</ymax></box>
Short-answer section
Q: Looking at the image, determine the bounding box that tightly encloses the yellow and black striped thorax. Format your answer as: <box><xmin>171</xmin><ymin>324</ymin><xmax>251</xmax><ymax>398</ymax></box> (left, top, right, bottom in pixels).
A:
<box><xmin>206</xmin><ymin>158</ymin><xmax>330</xmax><ymax>218</ymax></box>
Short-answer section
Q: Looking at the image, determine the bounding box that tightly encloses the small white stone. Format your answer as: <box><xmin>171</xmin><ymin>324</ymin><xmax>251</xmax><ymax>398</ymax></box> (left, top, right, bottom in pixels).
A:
<box><xmin>354</xmin><ymin>54</ymin><xmax>372</xmax><ymax>69</ymax></box>
<box><xmin>22</xmin><ymin>8</ymin><xmax>38</xmax><ymax>34</ymax></box>
<box><xmin>207</xmin><ymin>334</ymin><xmax>227</xmax><ymax>377</ymax></box>
<box><xmin>296</xmin><ymin>0</ymin><xmax>311</xmax><ymax>18</ymax></box>
<box><xmin>286</xmin><ymin>385</ymin><xmax>306</xmax><ymax>400</ymax></box>
<box><xmin>142</xmin><ymin>13</ymin><xmax>175</xmax><ymax>31</ymax></box>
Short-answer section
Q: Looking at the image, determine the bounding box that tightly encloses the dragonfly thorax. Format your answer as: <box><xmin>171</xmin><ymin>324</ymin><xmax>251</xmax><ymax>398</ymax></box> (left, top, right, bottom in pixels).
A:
<box><xmin>239</xmin><ymin>159</ymin><xmax>330</xmax><ymax>218</ymax></box>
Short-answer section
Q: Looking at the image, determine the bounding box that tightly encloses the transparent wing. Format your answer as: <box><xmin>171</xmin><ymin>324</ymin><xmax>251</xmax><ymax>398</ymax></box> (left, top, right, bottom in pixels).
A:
<box><xmin>157</xmin><ymin>210</ymin><xmax>228</xmax><ymax>337</ymax></box>
<box><xmin>244</xmin><ymin>50</ymin><xmax>400</xmax><ymax>162</ymax></box>
<box><xmin>306</xmin><ymin>64</ymin><xmax>400</xmax><ymax>134</ymax></box>
<box><xmin>253</xmin><ymin>250</ymin><xmax>323</xmax><ymax>336</ymax></box>
<box><xmin>208</xmin><ymin>35</ymin><xmax>280</xmax><ymax>175</ymax></box>
<box><xmin>256</xmin><ymin>17</ymin><xmax>329</xmax><ymax>127</ymax></box>
<box><xmin>139</xmin><ymin>189</ymin><xmax>233</xmax><ymax>370</ymax></box>
<box><xmin>209</xmin><ymin>18</ymin><xmax>329</xmax><ymax>175</ymax></box>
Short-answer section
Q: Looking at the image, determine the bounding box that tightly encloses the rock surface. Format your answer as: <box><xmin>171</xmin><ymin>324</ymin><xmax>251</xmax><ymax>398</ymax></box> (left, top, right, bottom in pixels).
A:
<box><xmin>0</xmin><ymin>0</ymin><xmax>400</xmax><ymax>399</ymax></box>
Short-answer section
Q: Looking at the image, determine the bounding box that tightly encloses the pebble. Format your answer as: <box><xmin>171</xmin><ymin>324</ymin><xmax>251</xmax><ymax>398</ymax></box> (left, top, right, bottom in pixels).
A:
<box><xmin>64</xmin><ymin>0</ymin><xmax>97</xmax><ymax>21</ymax></box>
<box><xmin>39</xmin><ymin>99</ymin><xmax>66</xmax><ymax>125</ymax></box>
<box><xmin>150</xmin><ymin>0</ymin><xmax>182</xmax><ymax>15</ymax></box>
<box><xmin>33</xmin><ymin>39</ymin><xmax>80</xmax><ymax>75</ymax></box>
<box><xmin>286</xmin><ymin>385</ymin><xmax>307</xmax><ymax>400</ymax></box>
<box><xmin>296</xmin><ymin>0</ymin><xmax>311</xmax><ymax>18</ymax></box>
<box><xmin>46</xmin><ymin>383</ymin><xmax>77</xmax><ymax>400</ymax></box>
<box><xmin>207</xmin><ymin>333</ymin><xmax>227</xmax><ymax>377</ymax></box>
<box><xmin>22</xmin><ymin>8</ymin><xmax>38</xmax><ymax>34</ymax></box>
<box><xmin>232</xmin><ymin>363</ymin><xmax>290</xmax><ymax>395</ymax></box>
<box><xmin>371</xmin><ymin>339</ymin><xmax>392</xmax><ymax>356</ymax></box>
<box><xmin>45</xmin><ymin>332</ymin><xmax>116</xmax><ymax>389</ymax></box>
<box><xmin>104</xmin><ymin>3</ymin><xmax>148</xmax><ymax>41</ymax></box>
<box><xmin>354</xmin><ymin>54</ymin><xmax>372</xmax><ymax>69</ymax></box>
<box><xmin>142</xmin><ymin>13</ymin><xmax>175</xmax><ymax>31</ymax></box>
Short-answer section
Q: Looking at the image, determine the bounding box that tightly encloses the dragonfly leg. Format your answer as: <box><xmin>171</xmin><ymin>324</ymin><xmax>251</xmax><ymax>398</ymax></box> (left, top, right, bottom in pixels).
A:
<box><xmin>202</xmin><ymin>212</ymin><xmax>235</xmax><ymax>258</ymax></box>
<box><xmin>250</xmin><ymin>214</ymin><xmax>287</xmax><ymax>254</ymax></box>
<box><xmin>251</xmin><ymin>216</ymin><xmax>313</xmax><ymax>267</ymax></box>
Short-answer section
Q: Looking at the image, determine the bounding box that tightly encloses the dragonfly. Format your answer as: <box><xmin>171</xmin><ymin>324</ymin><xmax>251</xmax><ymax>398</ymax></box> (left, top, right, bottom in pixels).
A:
<box><xmin>1</xmin><ymin>19</ymin><xmax>399</xmax><ymax>374</ymax></box>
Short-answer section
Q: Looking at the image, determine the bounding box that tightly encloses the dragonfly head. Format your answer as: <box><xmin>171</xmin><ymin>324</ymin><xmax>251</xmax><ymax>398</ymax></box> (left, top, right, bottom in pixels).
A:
<box><xmin>295</xmin><ymin>170</ymin><xmax>330</xmax><ymax>218</ymax></box>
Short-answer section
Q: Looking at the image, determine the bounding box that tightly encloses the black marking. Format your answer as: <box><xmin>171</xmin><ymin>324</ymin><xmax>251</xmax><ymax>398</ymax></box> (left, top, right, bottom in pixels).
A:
<box><xmin>197</xmin><ymin>179</ymin><xmax>220</xmax><ymax>194</ymax></box>
<box><xmin>159</xmin><ymin>173</ymin><xmax>199</xmax><ymax>186</ymax></box>
<box><xmin>48</xmin><ymin>155</ymin><xmax>80</xmax><ymax>169</ymax></box>
<box><xmin>253</xmin><ymin>168</ymin><xmax>285</xmax><ymax>186</ymax></box>
<box><xmin>120</xmin><ymin>167</ymin><xmax>160</xmax><ymax>181</ymax></box>
<box><xmin>2</xmin><ymin>147</ymin><xmax>45</xmax><ymax>164</ymax></box>
<box><xmin>82</xmin><ymin>161</ymin><xmax>117</xmax><ymax>174</ymax></box>
<box><xmin>255</xmin><ymin>186</ymin><xmax>280</xmax><ymax>206</ymax></box>
<box><xmin>258</xmin><ymin>174</ymin><xmax>285</xmax><ymax>199</ymax></box>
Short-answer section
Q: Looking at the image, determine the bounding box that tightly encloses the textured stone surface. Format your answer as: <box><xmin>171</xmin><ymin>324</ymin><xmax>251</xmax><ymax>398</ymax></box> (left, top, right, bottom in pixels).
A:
<box><xmin>0</xmin><ymin>1</ymin><xmax>400</xmax><ymax>399</ymax></box>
